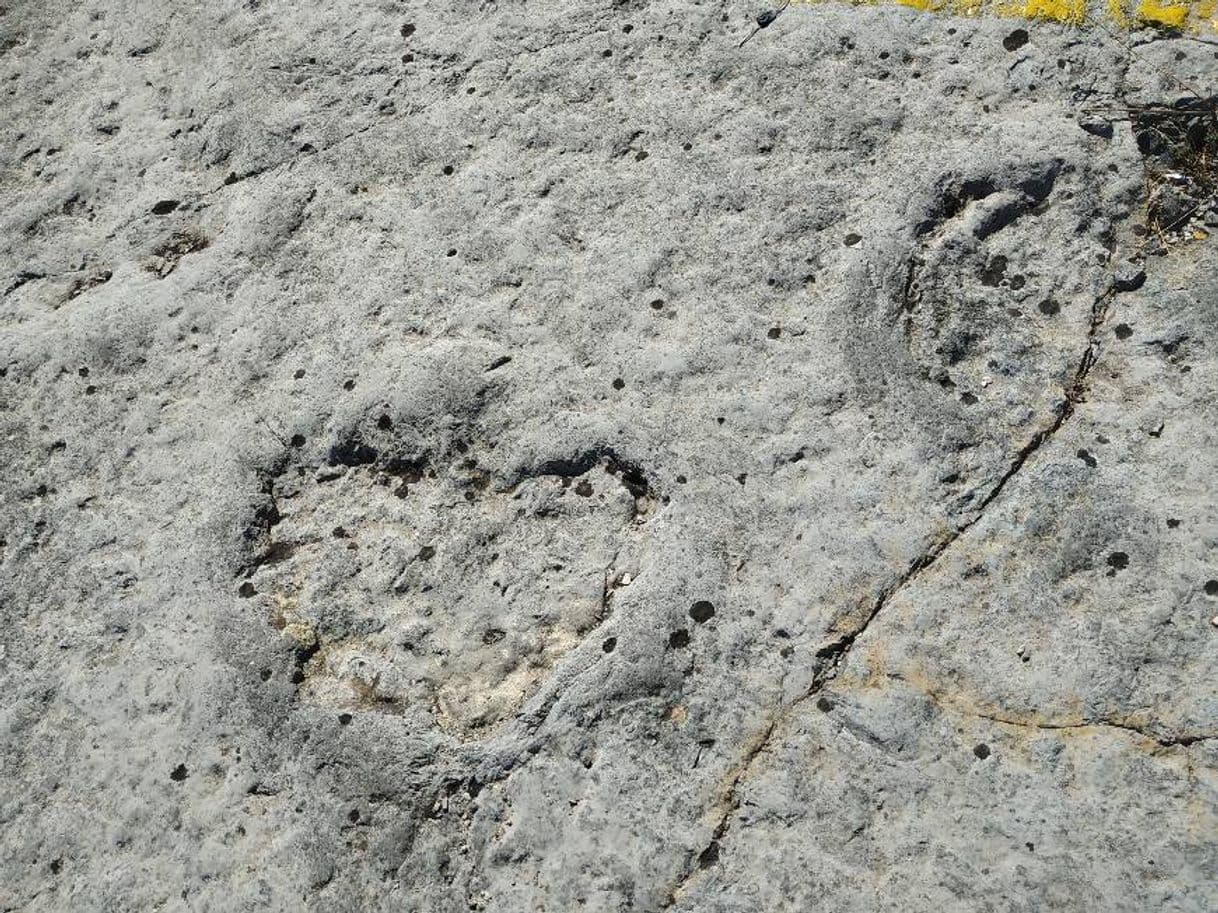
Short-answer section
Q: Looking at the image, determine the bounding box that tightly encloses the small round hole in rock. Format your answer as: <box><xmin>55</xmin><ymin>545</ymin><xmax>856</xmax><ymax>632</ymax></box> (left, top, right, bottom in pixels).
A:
<box><xmin>689</xmin><ymin>600</ymin><xmax>715</xmax><ymax>623</ymax></box>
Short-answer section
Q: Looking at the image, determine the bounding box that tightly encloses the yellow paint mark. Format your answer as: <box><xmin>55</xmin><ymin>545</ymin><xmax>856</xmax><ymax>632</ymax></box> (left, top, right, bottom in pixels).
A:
<box><xmin>783</xmin><ymin>0</ymin><xmax>1218</xmax><ymax>29</ymax></box>
<box><xmin>1037</xmin><ymin>0</ymin><xmax>1087</xmax><ymax>21</ymax></box>
<box><xmin>1136</xmin><ymin>0</ymin><xmax>1191</xmax><ymax>24</ymax></box>
<box><xmin>895</xmin><ymin>0</ymin><xmax>950</xmax><ymax>11</ymax></box>
<box><xmin>996</xmin><ymin>0</ymin><xmax>1087</xmax><ymax>22</ymax></box>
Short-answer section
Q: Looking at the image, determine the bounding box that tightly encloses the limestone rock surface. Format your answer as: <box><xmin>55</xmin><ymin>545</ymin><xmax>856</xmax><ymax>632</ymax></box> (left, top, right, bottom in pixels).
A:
<box><xmin>2</xmin><ymin>2</ymin><xmax>1216</xmax><ymax>911</ymax></box>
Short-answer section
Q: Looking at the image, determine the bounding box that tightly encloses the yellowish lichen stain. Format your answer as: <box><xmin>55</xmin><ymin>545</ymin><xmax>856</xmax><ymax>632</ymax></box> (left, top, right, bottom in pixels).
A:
<box><xmin>788</xmin><ymin>0</ymin><xmax>1217</xmax><ymax>28</ymax></box>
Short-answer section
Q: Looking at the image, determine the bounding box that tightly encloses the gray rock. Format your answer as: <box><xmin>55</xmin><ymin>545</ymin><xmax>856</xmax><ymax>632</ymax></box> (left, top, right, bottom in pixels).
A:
<box><xmin>1079</xmin><ymin>118</ymin><xmax>1115</xmax><ymax>139</ymax></box>
<box><xmin>1</xmin><ymin>2</ymin><xmax>1215</xmax><ymax>912</ymax></box>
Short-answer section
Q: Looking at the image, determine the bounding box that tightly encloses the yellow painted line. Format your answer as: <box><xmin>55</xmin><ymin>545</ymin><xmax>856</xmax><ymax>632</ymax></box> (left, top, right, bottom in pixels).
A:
<box><xmin>788</xmin><ymin>0</ymin><xmax>1218</xmax><ymax>28</ymax></box>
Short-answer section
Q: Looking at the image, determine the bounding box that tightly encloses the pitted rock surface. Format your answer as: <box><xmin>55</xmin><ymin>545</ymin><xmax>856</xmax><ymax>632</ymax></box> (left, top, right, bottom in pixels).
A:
<box><xmin>2</xmin><ymin>2</ymin><xmax>1216</xmax><ymax>911</ymax></box>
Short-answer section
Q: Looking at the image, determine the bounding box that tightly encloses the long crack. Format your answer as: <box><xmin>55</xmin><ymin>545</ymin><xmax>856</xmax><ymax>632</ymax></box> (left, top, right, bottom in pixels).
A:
<box><xmin>971</xmin><ymin>710</ymin><xmax>1217</xmax><ymax>748</ymax></box>
<box><xmin>884</xmin><ymin>676</ymin><xmax>1217</xmax><ymax>750</ymax></box>
<box><xmin>655</xmin><ymin>281</ymin><xmax>1121</xmax><ymax>910</ymax></box>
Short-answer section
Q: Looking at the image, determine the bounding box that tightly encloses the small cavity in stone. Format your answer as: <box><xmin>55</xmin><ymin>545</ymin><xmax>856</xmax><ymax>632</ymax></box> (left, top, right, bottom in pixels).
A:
<box><xmin>689</xmin><ymin>600</ymin><xmax>715</xmax><ymax>623</ymax></box>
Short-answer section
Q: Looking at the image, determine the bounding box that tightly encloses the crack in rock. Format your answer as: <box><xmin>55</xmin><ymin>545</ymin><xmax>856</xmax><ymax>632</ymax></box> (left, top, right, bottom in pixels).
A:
<box><xmin>657</xmin><ymin>279</ymin><xmax>1123</xmax><ymax>909</ymax></box>
<box><xmin>839</xmin><ymin>674</ymin><xmax>1217</xmax><ymax>753</ymax></box>
<box><xmin>969</xmin><ymin>710</ymin><xmax>1218</xmax><ymax>749</ymax></box>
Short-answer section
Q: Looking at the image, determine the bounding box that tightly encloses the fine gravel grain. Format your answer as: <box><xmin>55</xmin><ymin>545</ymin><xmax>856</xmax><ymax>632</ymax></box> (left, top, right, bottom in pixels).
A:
<box><xmin>2</xmin><ymin>2</ymin><xmax>1216</xmax><ymax>911</ymax></box>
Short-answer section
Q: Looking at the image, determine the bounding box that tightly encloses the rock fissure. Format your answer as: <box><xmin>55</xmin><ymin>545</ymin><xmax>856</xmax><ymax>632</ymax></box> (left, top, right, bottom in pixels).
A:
<box><xmin>970</xmin><ymin>710</ymin><xmax>1218</xmax><ymax>749</ymax></box>
<box><xmin>657</xmin><ymin>278</ymin><xmax>1123</xmax><ymax>907</ymax></box>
